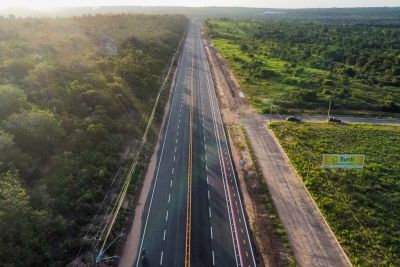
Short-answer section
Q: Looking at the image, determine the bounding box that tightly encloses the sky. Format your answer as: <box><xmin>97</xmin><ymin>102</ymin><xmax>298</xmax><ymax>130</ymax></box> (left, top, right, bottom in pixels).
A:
<box><xmin>0</xmin><ymin>0</ymin><xmax>399</xmax><ymax>10</ymax></box>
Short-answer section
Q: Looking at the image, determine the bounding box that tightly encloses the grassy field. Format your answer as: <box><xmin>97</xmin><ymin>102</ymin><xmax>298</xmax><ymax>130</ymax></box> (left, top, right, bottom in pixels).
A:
<box><xmin>206</xmin><ymin>19</ymin><xmax>400</xmax><ymax>116</ymax></box>
<box><xmin>269</xmin><ymin>122</ymin><xmax>400</xmax><ymax>266</ymax></box>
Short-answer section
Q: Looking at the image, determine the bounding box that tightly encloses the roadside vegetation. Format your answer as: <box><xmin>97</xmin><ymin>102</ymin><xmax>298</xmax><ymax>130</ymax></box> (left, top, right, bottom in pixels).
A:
<box><xmin>205</xmin><ymin>19</ymin><xmax>400</xmax><ymax>116</ymax></box>
<box><xmin>270</xmin><ymin>122</ymin><xmax>400</xmax><ymax>266</ymax></box>
<box><xmin>0</xmin><ymin>14</ymin><xmax>187</xmax><ymax>265</ymax></box>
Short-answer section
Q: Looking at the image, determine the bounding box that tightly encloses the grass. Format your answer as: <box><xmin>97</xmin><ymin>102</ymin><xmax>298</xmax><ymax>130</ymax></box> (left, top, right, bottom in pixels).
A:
<box><xmin>210</xmin><ymin>38</ymin><xmax>331</xmax><ymax>113</ymax></box>
<box><xmin>269</xmin><ymin>122</ymin><xmax>400</xmax><ymax>266</ymax></box>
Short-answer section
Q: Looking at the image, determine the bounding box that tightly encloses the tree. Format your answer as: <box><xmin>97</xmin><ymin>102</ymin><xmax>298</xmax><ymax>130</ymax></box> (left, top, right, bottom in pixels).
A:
<box><xmin>0</xmin><ymin>59</ymin><xmax>34</xmax><ymax>82</ymax></box>
<box><xmin>0</xmin><ymin>85</ymin><xmax>29</xmax><ymax>119</ymax></box>
<box><xmin>0</xmin><ymin>128</ymin><xmax>37</xmax><ymax>178</ymax></box>
<box><xmin>0</xmin><ymin>171</ymin><xmax>56</xmax><ymax>266</ymax></box>
<box><xmin>381</xmin><ymin>95</ymin><xmax>400</xmax><ymax>113</ymax></box>
<box><xmin>2</xmin><ymin>110</ymin><xmax>64</xmax><ymax>160</ymax></box>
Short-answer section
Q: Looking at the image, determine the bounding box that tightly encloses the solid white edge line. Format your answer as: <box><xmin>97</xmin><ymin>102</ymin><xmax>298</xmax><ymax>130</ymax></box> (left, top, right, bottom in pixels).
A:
<box><xmin>134</xmin><ymin>22</ymin><xmax>188</xmax><ymax>267</ymax></box>
<box><xmin>202</xmin><ymin>25</ymin><xmax>257</xmax><ymax>266</ymax></box>
<box><xmin>202</xmin><ymin>26</ymin><xmax>240</xmax><ymax>267</ymax></box>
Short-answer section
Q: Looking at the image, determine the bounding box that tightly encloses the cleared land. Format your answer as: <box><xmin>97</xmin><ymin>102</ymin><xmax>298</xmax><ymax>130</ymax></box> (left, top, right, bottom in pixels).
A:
<box><xmin>270</xmin><ymin>122</ymin><xmax>400</xmax><ymax>267</ymax></box>
<box><xmin>204</xmin><ymin>29</ymin><xmax>350</xmax><ymax>266</ymax></box>
<box><xmin>205</xmin><ymin>19</ymin><xmax>400</xmax><ymax>116</ymax></box>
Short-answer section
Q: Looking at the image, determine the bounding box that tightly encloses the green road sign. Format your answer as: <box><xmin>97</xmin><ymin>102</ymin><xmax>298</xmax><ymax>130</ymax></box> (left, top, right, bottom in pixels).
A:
<box><xmin>322</xmin><ymin>154</ymin><xmax>365</xmax><ymax>169</ymax></box>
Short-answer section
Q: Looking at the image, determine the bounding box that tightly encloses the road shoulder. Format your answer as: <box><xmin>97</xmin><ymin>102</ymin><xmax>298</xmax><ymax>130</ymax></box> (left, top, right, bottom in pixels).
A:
<box><xmin>203</xmin><ymin>25</ymin><xmax>352</xmax><ymax>267</ymax></box>
<box><xmin>118</xmin><ymin>30</ymin><xmax>186</xmax><ymax>267</ymax></box>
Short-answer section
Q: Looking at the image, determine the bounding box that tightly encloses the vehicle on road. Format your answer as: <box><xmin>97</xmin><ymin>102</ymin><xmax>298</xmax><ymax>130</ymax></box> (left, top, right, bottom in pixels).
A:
<box><xmin>286</xmin><ymin>116</ymin><xmax>301</xmax><ymax>122</ymax></box>
<box><xmin>328</xmin><ymin>117</ymin><xmax>343</xmax><ymax>123</ymax></box>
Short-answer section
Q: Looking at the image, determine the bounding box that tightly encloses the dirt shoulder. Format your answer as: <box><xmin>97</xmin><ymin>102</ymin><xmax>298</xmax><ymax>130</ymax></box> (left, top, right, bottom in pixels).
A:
<box><xmin>227</xmin><ymin>123</ymin><xmax>297</xmax><ymax>267</ymax></box>
<box><xmin>203</xmin><ymin>29</ymin><xmax>296</xmax><ymax>267</ymax></box>
<box><xmin>203</xmin><ymin>26</ymin><xmax>352</xmax><ymax>267</ymax></box>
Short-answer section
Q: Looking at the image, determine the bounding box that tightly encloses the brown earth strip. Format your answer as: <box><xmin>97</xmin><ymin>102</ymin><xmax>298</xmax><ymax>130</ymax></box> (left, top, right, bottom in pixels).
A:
<box><xmin>202</xmin><ymin>26</ymin><xmax>297</xmax><ymax>267</ymax></box>
<box><xmin>202</xmin><ymin>24</ymin><xmax>351</xmax><ymax>267</ymax></box>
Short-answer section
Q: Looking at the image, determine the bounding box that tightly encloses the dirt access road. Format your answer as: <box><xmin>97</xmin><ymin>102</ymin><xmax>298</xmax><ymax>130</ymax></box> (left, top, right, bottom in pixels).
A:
<box><xmin>265</xmin><ymin>114</ymin><xmax>400</xmax><ymax>125</ymax></box>
<box><xmin>203</xmin><ymin>27</ymin><xmax>352</xmax><ymax>267</ymax></box>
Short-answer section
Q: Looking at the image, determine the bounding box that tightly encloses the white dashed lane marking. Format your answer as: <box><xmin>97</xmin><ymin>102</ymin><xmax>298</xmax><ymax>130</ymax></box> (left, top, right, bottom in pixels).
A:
<box><xmin>160</xmin><ymin>251</ymin><xmax>164</xmax><ymax>265</ymax></box>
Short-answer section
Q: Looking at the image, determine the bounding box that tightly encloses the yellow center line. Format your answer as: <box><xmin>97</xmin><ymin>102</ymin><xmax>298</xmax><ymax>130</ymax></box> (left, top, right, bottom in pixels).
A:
<box><xmin>185</xmin><ymin>56</ymin><xmax>194</xmax><ymax>267</ymax></box>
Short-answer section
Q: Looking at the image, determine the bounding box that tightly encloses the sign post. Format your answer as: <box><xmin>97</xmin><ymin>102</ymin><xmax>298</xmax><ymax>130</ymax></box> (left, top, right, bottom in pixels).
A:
<box><xmin>322</xmin><ymin>154</ymin><xmax>365</xmax><ymax>169</ymax></box>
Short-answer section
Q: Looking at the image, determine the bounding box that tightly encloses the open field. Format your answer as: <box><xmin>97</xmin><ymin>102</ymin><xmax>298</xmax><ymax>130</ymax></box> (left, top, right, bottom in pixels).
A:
<box><xmin>206</xmin><ymin>19</ymin><xmax>400</xmax><ymax>116</ymax></box>
<box><xmin>270</xmin><ymin>122</ymin><xmax>400</xmax><ymax>266</ymax></box>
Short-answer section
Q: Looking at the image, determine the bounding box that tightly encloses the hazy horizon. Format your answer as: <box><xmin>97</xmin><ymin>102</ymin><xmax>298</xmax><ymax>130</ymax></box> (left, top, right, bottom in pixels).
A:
<box><xmin>1</xmin><ymin>0</ymin><xmax>399</xmax><ymax>10</ymax></box>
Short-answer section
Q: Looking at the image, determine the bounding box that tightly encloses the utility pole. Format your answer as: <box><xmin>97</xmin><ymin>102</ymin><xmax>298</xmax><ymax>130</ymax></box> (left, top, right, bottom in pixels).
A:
<box><xmin>327</xmin><ymin>100</ymin><xmax>332</xmax><ymax>121</ymax></box>
<box><xmin>269</xmin><ymin>100</ymin><xmax>273</xmax><ymax>123</ymax></box>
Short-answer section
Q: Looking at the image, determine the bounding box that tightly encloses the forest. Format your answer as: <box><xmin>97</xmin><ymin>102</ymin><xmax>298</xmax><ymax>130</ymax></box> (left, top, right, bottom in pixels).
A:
<box><xmin>0</xmin><ymin>14</ymin><xmax>187</xmax><ymax>266</ymax></box>
<box><xmin>206</xmin><ymin>18</ymin><xmax>400</xmax><ymax>115</ymax></box>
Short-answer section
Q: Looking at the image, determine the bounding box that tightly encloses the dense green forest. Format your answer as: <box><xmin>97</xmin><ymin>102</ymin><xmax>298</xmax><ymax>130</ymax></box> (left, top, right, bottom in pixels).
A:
<box><xmin>270</xmin><ymin>122</ymin><xmax>400</xmax><ymax>266</ymax></box>
<box><xmin>206</xmin><ymin>18</ymin><xmax>400</xmax><ymax>115</ymax></box>
<box><xmin>0</xmin><ymin>14</ymin><xmax>187</xmax><ymax>266</ymax></box>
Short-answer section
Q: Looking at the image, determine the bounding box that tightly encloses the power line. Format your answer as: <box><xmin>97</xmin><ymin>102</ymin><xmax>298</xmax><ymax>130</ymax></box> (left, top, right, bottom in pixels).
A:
<box><xmin>75</xmin><ymin>32</ymin><xmax>186</xmax><ymax>265</ymax></box>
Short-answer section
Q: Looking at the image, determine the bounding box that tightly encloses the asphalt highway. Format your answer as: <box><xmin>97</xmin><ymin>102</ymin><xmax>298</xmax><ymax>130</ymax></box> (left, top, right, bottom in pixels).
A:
<box><xmin>134</xmin><ymin>20</ymin><xmax>256</xmax><ymax>267</ymax></box>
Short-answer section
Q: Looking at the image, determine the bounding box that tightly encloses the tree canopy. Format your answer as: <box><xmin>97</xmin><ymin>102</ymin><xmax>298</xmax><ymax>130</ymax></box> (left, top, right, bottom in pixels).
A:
<box><xmin>0</xmin><ymin>14</ymin><xmax>187</xmax><ymax>265</ymax></box>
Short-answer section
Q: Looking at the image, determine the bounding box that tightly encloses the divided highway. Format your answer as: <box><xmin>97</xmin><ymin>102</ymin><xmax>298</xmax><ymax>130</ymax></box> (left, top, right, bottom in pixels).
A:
<box><xmin>134</xmin><ymin>19</ymin><xmax>256</xmax><ymax>267</ymax></box>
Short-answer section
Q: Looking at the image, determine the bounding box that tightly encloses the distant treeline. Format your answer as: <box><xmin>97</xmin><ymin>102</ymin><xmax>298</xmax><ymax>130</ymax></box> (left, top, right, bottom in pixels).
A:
<box><xmin>0</xmin><ymin>14</ymin><xmax>187</xmax><ymax>266</ymax></box>
<box><xmin>1</xmin><ymin>6</ymin><xmax>400</xmax><ymax>22</ymax></box>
